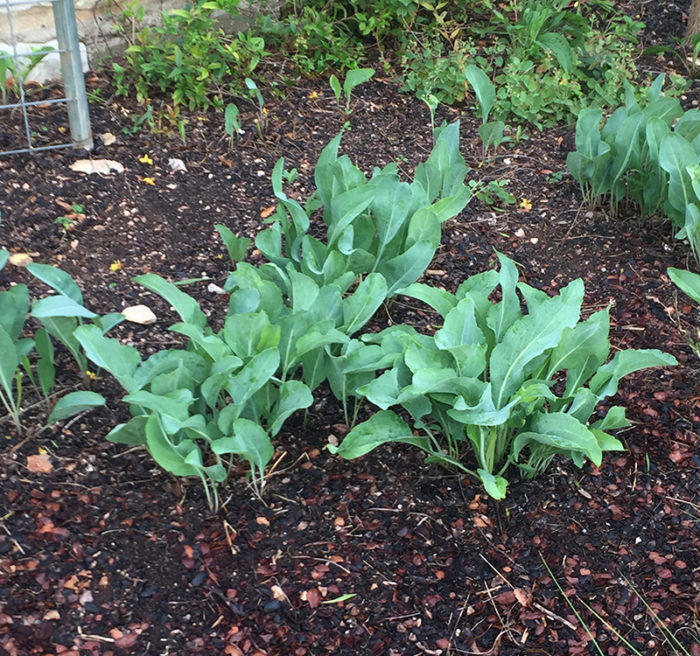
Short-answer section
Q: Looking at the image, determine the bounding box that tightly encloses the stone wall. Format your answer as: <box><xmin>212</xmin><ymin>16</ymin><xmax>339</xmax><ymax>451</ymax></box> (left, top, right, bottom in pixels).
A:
<box><xmin>0</xmin><ymin>0</ymin><xmax>269</xmax><ymax>83</ymax></box>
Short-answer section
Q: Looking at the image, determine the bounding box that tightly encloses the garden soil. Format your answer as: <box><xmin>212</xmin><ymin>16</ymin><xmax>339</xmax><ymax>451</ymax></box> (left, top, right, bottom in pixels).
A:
<box><xmin>0</xmin><ymin>1</ymin><xmax>698</xmax><ymax>654</ymax></box>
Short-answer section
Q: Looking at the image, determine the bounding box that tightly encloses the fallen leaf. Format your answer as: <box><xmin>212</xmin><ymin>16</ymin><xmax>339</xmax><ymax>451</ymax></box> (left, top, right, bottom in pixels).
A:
<box><xmin>9</xmin><ymin>252</ymin><xmax>33</xmax><ymax>266</ymax></box>
<box><xmin>306</xmin><ymin>588</ymin><xmax>319</xmax><ymax>609</ymax></box>
<box><xmin>142</xmin><ymin>177</ymin><xmax>156</xmax><ymax>186</ymax></box>
<box><xmin>101</xmin><ymin>132</ymin><xmax>117</xmax><ymax>145</ymax></box>
<box><xmin>27</xmin><ymin>454</ymin><xmax>52</xmax><ymax>474</ymax></box>
<box><xmin>260</xmin><ymin>206</ymin><xmax>276</xmax><ymax>218</ymax></box>
<box><xmin>514</xmin><ymin>587</ymin><xmax>532</xmax><ymax>607</ymax></box>
<box><xmin>139</xmin><ymin>154</ymin><xmax>153</xmax><ymax>165</ymax></box>
<box><xmin>70</xmin><ymin>159</ymin><xmax>124</xmax><ymax>175</ymax></box>
<box><xmin>109</xmin><ymin>259</ymin><xmax>123</xmax><ymax>271</ymax></box>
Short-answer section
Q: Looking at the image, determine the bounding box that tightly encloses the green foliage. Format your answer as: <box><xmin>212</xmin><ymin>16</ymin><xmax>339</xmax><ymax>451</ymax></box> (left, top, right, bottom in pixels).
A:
<box><xmin>465</xmin><ymin>66</ymin><xmax>507</xmax><ymax>155</ymax></box>
<box><xmin>567</xmin><ymin>75</ymin><xmax>700</xmax><ymax>262</ymax></box>
<box><xmin>329</xmin><ymin>252</ymin><xmax>677</xmax><ymax>499</ymax></box>
<box><xmin>0</xmin><ymin>46</ymin><xmax>52</xmax><ymax>103</ymax></box>
<box><xmin>329</xmin><ymin>67</ymin><xmax>375</xmax><ymax>114</ymax></box>
<box><xmin>668</xmin><ymin>268</ymin><xmax>700</xmax><ymax>305</ymax></box>
<box><xmin>0</xmin><ymin>250</ymin><xmax>112</xmax><ymax>435</ymax></box>
<box><xmin>254</xmin><ymin>121</ymin><xmax>471</xmax><ymax>296</ymax></box>
<box><xmin>112</xmin><ymin>0</ymin><xmax>266</xmax><ymax>109</ymax></box>
<box><xmin>223</xmin><ymin>103</ymin><xmax>241</xmax><ymax>148</ymax></box>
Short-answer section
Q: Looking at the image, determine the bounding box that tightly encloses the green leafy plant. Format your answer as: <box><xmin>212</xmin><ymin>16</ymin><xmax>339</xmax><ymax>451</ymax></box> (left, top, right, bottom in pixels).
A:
<box><xmin>668</xmin><ymin>267</ymin><xmax>700</xmax><ymax>356</ymax></box>
<box><xmin>244</xmin><ymin>77</ymin><xmax>266</xmax><ymax>138</ymax></box>
<box><xmin>329</xmin><ymin>252</ymin><xmax>677</xmax><ymax>499</ymax></box>
<box><xmin>54</xmin><ymin>203</ymin><xmax>84</xmax><ymax>232</ymax></box>
<box><xmin>254</xmin><ymin>121</ymin><xmax>471</xmax><ymax>297</ymax></box>
<box><xmin>112</xmin><ymin>0</ymin><xmax>266</xmax><ymax>110</ymax></box>
<box><xmin>465</xmin><ymin>65</ymin><xmax>507</xmax><ymax>156</ymax></box>
<box><xmin>567</xmin><ymin>75</ymin><xmax>700</xmax><ymax>261</ymax></box>
<box><xmin>223</xmin><ymin>102</ymin><xmax>241</xmax><ymax>149</ymax></box>
<box><xmin>329</xmin><ymin>67</ymin><xmax>375</xmax><ymax>114</ymax></box>
<box><xmin>0</xmin><ymin>46</ymin><xmax>51</xmax><ymax>103</ymax></box>
<box><xmin>0</xmin><ymin>250</ymin><xmax>109</xmax><ymax>436</ymax></box>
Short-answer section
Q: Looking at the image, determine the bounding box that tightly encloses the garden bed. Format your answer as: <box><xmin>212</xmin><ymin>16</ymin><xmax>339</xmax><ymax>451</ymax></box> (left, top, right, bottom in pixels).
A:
<box><xmin>0</xmin><ymin>2</ymin><xmax>699</xmax><ymax>654</ymax></box>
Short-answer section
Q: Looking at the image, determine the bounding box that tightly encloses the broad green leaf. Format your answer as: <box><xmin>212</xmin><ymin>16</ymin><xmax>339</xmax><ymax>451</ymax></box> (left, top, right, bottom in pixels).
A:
<box><xmin>215</xmin><ymin>224</ymin><xmax>250</xmax><ymax>263</ymax></box>
<box><xmin>668</xmin><ymin>267</ymin><xmax>700</xmax><ymax>304</ymax></box>
<box><xmin>589</xmin><ymin>349</ymin><xmax>678</xmax><ymax>399</ymax></box>
<box><xmin>74</xmin><ymin>324</ymin><xmax>141</xmax><ymax>392</ymax></box>
<box><xmin>105</xmin><ymin>415</ymin><xmax>148</xmax><ymax>445</ymax></box>
<box><xmin>0</xmin><ymin>325</ymin><xmax>20</xmax><ymax>398</ymax></box>
<box><xmin>436</xmin><ymin>297</ymin><xmax>486</xmax><ymax>349</ymax></box>
<box><xmin>223</xmin><ymin>311</ymin><xmax>275</xmax><ymax>359</ymax></box>
<box><xmin>224</xmin><ymin>348</ymin><xmax>281</xmax><ymax>414</ymax></box>
<box><xmin>277</xmin><ymin>311</ymin><xmax>314</xmax><ymax>376</ymax></box>
<box><xmin>269</xmin><ymin>380</ymin><xmax>313</xmax><ymax>435</ymax></box>
<box><xmin>327</xmin><ymin>186</ymin><xmax>375</xmax><ymax>247</ymax></box>
<box><xmin>377</xmin><ymin>241</ymin><xmax>435</xmax><ymax>297</ymax></box>
<box><xmin>47</xmin><ymin>391</ymin><xmax>105</xmax><ymax>424</ymax></box>
<box><xmin>645</xmin><ymin>117</ymin><xmax>670</xmax><ymax>168</ymax></box>
<box><xmin>314</xmin><ymin>133</ymin><xmax>344</xmax><ymax>208</ymax></box>
<box><xmin>342</xmin><ymin>273</ymin><xmax>387</xmax><ymax>335</ymax></box>
<box><xmin>659</xmin><ymin>133</ymin><xmax>697</xmax><ymax>223</ymax></box>
<box><xmin>547</xmin><ymin>307</ymin><xmax>610</xmax><ymax>395</ymax></box>
<box><xmin>343</xmin><ymin>67</ymin><xmax>375</xmax><ymax>99</ymax></box>
<box><xmin>477</xmin><ymin>469</ymin><xmax>508</xmax><ymax>499</ymax></box>
<box><xmin>537</xmin><ymin>31</ymin><xmax>572</xmax><ymax>72</ymax></box>
<box><xmin>357</xmin><ymin>368</ymin><xmax>402</xmax><ymax>409</ymax></box>
<box><xmin>398</xmin><ymin>282</ymin><xmax>456</xmax><ymax>318</ymax></box>
<box><xmin>490</xmin><ymin>279</ymin><xmax>584</xmax><ymax>407</ymax></box>
<box><xmin>674</xmin><ymin>109</ymin><xmax>700</xmax><ymax>142</ymax></box>
<box><xmin>448</xmin><ymin>384</ymin><xmax>519</xmax><ymax>426</ymax></box>
<box><xmin>32</xmin><ymin>295</ymin><xmax>97</xmax><ymax>319</ymax></box>
<box><xmin>0</xmin><ymin>249</ymin><xmax>8</xmax><ymax>271</ymax></box>
<box><xmin>406</xmin><ymin>208</ymin><xmax>441</xmax><ymax>249</ymax></box>
<box><xmin>328</xmin><ymin>410</ymin><xmax>431</xmax><ymax>459</ymax></box>
<box><xmin>590</xmin><ymin>406</ymin><xmax>630</xmax><ymax>431</ymax></box>
<box><xmin>35</xmin><ymin>328</ymin><xmax>55</xmax><ymax>397</ymax></box>
<box><xmin>0</xmin><ymin>284</ymin><xmax>29</xmax><ymax>340</ymax></box>
<box><xmin>125</xmin><ymin>388</ymin><xmax>194</xmax><ymax>427</ymax></box>
<box><xmin>372</xmin><ymin>174</ymin><xmax>415</xmax><ymax>255</ymax></box>
<box><xmin>465</xmin><ymin>65</ymin><xmax>495</xmax><ymax>122</ymax></box>
<box><xmin>515</xmin><ymin>412</ymin><xmax>602</xmax><ymax>465</ymax></box>
<box><xmin>478</xmin><ymin>121</ymin><xmax>506</xmax><ymax>150</ymax></box>
<box><xmin>39</xmin><ymin>317</ymin><xmax>82</xmax><ymax>368</ymax></box>
<box><xmin>486</xmin><ymin>252</ymin><xmax>521</xmax><ymax>342</ymax></box>
<box><xmin>144</xmin><ymin>414</ymin><xmax>202</xmax><ymax>477</ymax></box>
<box><xmin>134</xmin><ymin>273</ymin><xmax>207</xmax><ymax>328</ymax></box>
<box><xmin>428</xmin><ymin>186</ymin><xmax>472</xmax><ymax>223</ymax></box>
<box><xmin>26</xmin><ymin>262</ymin><xmax>83</xmax><ymax>303</ymax></box>
<box><xmin>211</xmin><ymin>417</ymin><xmax>273</xmax><ymax>476</ymax></box>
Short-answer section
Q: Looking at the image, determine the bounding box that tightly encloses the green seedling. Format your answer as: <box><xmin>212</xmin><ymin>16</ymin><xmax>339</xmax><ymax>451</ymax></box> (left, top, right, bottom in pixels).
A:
<box><xmin>329</xmin><ymin>67</ymin><xmax>375</xmax><ymax>115</ymax></box>
<box><xmin>224</xmin><ymin>102</ymin><xmax>241</xmax><ymax>148</ymax></box>
<box><xmin>465</xmin><ymin>65</ymin><xmax>507</xmax><ymax>156</ymax></box>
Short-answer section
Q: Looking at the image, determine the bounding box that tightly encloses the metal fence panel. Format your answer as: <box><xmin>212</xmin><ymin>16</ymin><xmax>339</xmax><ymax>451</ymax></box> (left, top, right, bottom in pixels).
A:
<box><xmin>1</xmin><ymin>0</ymin><xmax>92</xmax><ymax>155</ymax></box>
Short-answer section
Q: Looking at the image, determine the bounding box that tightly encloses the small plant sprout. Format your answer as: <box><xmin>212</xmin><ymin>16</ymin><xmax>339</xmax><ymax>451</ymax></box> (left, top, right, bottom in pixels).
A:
<box><xmin>465</xmin><ymin>65</ymin><xmax>507</xmax><ymax>157</ymax></box>
<box><xmin>224</xmin><ymin>102</ymin><xmax>241</xmax><ymax>148</ymax></box>
<box><xmin>421</xmin><ymin>93</ymin><xmax>439</xmax><ymax>135</ymax></box>
<box><xmin>329</xmin><ymin>67</ymin><xmax>375</xmax><ymax>114</ymax></box>
<box><xmin>54</xmin><ymin>203</ymin><xmax>85</xmax><ymax>231</ymax></box>
<box><xmin>244</xmin><ymin>77</ymin><xmax>266</xmax><ymax>138</ymax></box>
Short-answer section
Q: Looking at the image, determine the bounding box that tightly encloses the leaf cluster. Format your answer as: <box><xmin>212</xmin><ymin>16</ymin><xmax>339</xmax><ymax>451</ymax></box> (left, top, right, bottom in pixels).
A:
<box><xmin>330</xmin><ymin>253</ymin><xmax>677</xmax><ymax>499</ymax></box>
<box><xmin>567</xmin><ymin>75</ymin><xmax>700</xmax><ymax>263</ymax></box>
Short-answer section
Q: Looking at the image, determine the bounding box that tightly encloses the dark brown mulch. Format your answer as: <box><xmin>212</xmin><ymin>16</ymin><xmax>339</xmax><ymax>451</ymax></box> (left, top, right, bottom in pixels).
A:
<box><xmin>0</xmin><ymin>3</ymin><xmax>699</xmax><ymax>656</ymax></box>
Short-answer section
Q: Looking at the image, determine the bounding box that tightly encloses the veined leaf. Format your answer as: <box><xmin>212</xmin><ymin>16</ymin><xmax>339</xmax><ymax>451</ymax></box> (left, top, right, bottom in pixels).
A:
<box><xmin>32</xmin><ymin>295</ymin><xmax>97</xmax><ymax>319</ymax></box>
<box><xmin>0</xmin><ymin>325</ymin><xmax>20</xmax><ymax>399</ymax></box>
<box><xmin>134</xmin><ymin>273</ymin><xmax>207</xmax><ymax>328</ymax></box>
<box><xmin>490</xmin><ymin>278</ymin><xmax>584</xmax><ymax>408</ymax></box>
<box><xmin>144</xmin><ymin>414</ymin><xmax>202</xmax><ymax>477</ymax></box>
<box><xmin>328</xmin><ymin>410</ymin><xmax>431</xmax><ymax>459</ymax></box>
<box><xmin>269</xmin><ymin>380</ymin><xmax>313</xmax><ymax>436</ymax></box>
<box><xmin>26</xmin><ymin>262</ymin><xmax>83</xmax><ymax>303</ymax></box>
<box><xmin>398</xmin><ymin>282</ymin><xmax>456</xmax><ymax>318</ymax></box>
<box><xmin>668</xmin><ymin>267</ymin><xmax>700</xmax><ymax>304</ymax></box>
<box><xmin>465</xmin><ymin>65</ymin><xmax>495</xmax><ymax>122</ymax></box>
<box><xmin>47</xmin><ymin>391</ymin><xmax>105</xmax><ymax>424</ymax></box>
<box><xmin>589</xmin><ymin>349</ymin><xmax>678</xmax><ymax>400</ymax></box>
<box><xmin>342</xmin><ymin>273</ymin><xmax>387</xmax><ymax>335</ymax></box>
<box><xmin>74</xmin><ymin>324</ymin><xmax>141</xmax><ymax>392</ymax></box>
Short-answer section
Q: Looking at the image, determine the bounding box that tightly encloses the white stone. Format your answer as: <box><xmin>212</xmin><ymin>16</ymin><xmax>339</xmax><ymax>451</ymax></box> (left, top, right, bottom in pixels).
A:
<box><xmin>121</xmin><ymin>304</ymin><xmax>156</xmax><ymax>325</ymax></box>
<box><xmin>168</xmin><ymin>157</ymin><xmax>187</xmax><ymax>173</ymax></box>
<box><xmin>0</xmin><ymin>39</ymin><xmax>88</xmax><ymax>84</ymax></box>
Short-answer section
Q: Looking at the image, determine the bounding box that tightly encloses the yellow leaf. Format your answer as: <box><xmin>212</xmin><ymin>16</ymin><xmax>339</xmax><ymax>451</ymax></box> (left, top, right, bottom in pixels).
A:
<box><xmin>139</xmin><ymin>154</ymin><xmax>153</xmax><ymax>165</ymax></box>
<box><xmin>110</xmin><ymin>260</ymin><xmax>123</xmax><ymax>272</ymax></box>
<box><xmin>519</xmin><ymin>198</ymin><xmax>532</xmax><ymax>211</ymax></box>
<box><xmin>142</xmin><ymin>177</ymin><xmax>155</xmax><ymax>186</ymax></box>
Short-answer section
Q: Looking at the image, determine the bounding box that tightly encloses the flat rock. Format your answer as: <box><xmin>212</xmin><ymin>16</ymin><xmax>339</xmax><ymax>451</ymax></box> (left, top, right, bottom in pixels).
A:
<box><xmin>121</xmin><ymin>304</ymin><xmax>157</xmax><ymax>325</ymax></box>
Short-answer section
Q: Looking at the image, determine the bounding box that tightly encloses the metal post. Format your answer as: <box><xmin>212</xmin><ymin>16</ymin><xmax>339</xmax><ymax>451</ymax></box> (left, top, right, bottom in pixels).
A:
<box><xmin>51</xmin><ymin>0</ymin><xmax>92</xmax><ymax>150</ymax></box>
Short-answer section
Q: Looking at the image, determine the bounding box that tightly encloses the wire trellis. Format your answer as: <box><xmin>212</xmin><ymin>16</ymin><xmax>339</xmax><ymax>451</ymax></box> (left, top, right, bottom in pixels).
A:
<box><xmin>1</xmin><ymin>0</ymin><xmax>92</xmax><ymax>155</ymax></box>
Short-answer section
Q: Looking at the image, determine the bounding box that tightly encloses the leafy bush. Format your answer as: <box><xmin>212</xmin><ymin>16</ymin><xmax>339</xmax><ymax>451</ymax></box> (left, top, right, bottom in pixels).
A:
<box><xmin>70</xmin><ymin>124</ymin><xmax>472</xmax><ymax>508</ymax></box>
<box><xmin>112</xmin><ymin>0</ymin><xmax>266</xmax><ymax>109</ymax></box>
<box><xmin>567</xmin><ymin>75</ymin><xmax>700</xmax><ymax>262</ymax></box>
<box><xmin>329</xmin><ymin>252</ymin><xmax>677</xmax><ymax>499</ymax></box>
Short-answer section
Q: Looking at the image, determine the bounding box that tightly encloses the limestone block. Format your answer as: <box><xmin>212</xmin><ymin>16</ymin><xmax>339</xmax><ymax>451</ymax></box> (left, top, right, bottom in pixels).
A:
<box><xmin>0</xmin><ymin>39</ymin><xmax>89</xmax><ymax>83</ymax></box>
